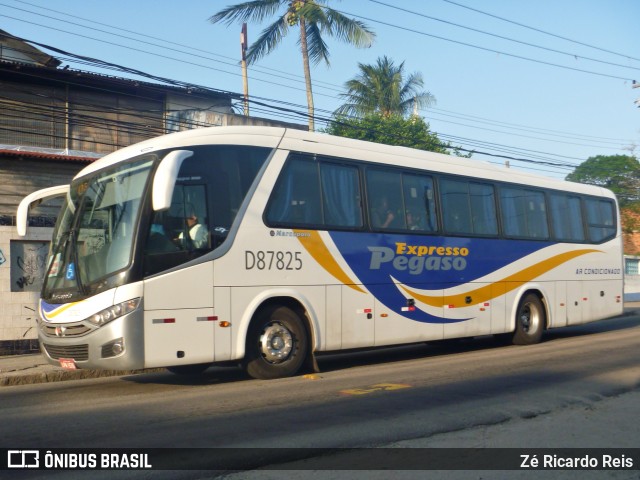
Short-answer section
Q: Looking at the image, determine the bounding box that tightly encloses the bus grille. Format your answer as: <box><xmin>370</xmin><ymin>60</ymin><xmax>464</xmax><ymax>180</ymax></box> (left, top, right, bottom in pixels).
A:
<box><xmin>43</xmin><ymin>343</ymin><xmax>89</xmax><ymax>361</ymax></box>
<box><xmin>41</xmin><ymin>323</ymin><xmax>92</xmax><ymax>338</ymax></box>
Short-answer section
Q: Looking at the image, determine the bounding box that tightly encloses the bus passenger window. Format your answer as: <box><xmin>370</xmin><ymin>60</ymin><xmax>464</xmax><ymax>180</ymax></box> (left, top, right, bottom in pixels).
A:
<box><xmin>500</xmin><ymin>187</ymin><xmax>549</xmax><ymax>239</ymax></box>
<box><xmin>367</xmin><ymin>169</ymin><xmax>405</xmax><ymax>230</ymax></box>
<box><xmin>265</xmin><ymin>157</ymin><xmax>322</xmax><ymax>226</ymax></box>
<box><xmin>441</xmin><ymin>178</ymin><xmax>472</xmax><ymax>234</ymax></box>
<box><xmin>266</xmin><ymin>155</ymin><xmax>363</xmax><ymax>229</ymax></box>
<box><xmin>320</xmin><ymin>163</ymin><xmax>362</xmax><ymax>228</ymax></box>
<box><xmin>550</xmin><ymin>193</ymin><xmax>585</xmax><ymax>242</ymax></box>
<box><xmin>469</xmin><ymin>182</ymin><xmax>498</xmax><ymax>235</ymax></box>
<box><xmin>402</xmin><ymin>174</ymin><xmax>436</xmax><ymax>232</ymax></box>
<box><xmin>585</xmin><ymin>198</ymin><xmax>615</xmax><ymax>242</ymax></box>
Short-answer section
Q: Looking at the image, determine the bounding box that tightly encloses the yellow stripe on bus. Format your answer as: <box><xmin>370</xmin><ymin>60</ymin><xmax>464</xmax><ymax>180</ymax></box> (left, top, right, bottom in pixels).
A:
<box><xmin>400</xmin><ymin>249</ymin><xmax>600</xmax><ymax>308</ymax></box>
<box><xmin>294</xmin><ymin>230</ymin><xmax>365</xmax><ymax>293</ymax></box>
<box><xmin>43</xmin><ymin>301</ymin><xmax>81</xmax><ymax>320</ymax></box>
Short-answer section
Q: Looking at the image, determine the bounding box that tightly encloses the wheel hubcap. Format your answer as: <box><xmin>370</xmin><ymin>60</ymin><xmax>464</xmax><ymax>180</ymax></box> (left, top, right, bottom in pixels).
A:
<box><xmin>259</xmin><ymin>322</ymin><xmax>293</xmax><ymax>364</ymax></box>
<box><xmin>520</xmin><ymin>303</ymin><xmax>539</xmax><ymax>333</ymax></box>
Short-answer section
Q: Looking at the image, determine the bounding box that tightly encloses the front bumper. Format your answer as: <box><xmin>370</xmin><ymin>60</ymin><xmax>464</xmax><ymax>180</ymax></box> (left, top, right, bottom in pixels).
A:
<box><xmin>38</xmin><ymin>309</ymin><xmax>145</xmax><ymax>370</ymax></box>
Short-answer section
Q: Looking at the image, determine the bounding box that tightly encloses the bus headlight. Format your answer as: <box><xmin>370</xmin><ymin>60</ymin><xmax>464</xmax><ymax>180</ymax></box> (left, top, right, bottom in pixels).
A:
<box><xmin>88</xmin><ymin>298</ymin><xmax>140</xmax><ymax>327</ymax></box>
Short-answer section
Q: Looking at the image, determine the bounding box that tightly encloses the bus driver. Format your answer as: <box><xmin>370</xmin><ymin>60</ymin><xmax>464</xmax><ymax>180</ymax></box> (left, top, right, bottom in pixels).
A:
<box><xmin>177</xmin><ymin>206</ymin><xmax>208</xmax><ymax>249</ymax></box>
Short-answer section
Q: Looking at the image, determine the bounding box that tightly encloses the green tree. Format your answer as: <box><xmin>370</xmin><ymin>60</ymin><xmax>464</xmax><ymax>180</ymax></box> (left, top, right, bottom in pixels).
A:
<box><xmin>210</xmin><ymin>0</ymin><xmax>375</xmax><ymax>131</ymax></box>
<box><xmin>335</xmin><ymin>55</ymin><xmax>435</xmax><ymax>118</ymax></box>
<box><xmin>325</xmin><ymin>113</ymin><xmax>466</xmax><ymax>156</ymax></box>
<box><xmin>566</xmin><ymin>154</ymin><xmax>640</xmax><ymax>206</ymax></box>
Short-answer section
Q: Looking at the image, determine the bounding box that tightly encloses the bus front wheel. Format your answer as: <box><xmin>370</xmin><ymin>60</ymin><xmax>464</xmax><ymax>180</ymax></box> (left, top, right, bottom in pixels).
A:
<box><xmin>244</xmin><ymin>305</ymin><xmax>308</xmax><ymax>380</ymax></box>
<box><xmin>512</xmin><ymin>293</ymin><xmax>545</xmax><ymax>345</ymax></box>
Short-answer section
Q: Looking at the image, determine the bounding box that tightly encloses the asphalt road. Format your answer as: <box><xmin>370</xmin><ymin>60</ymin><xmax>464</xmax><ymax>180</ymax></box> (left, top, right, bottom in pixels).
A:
<box><xmin>2</xmin><ymin>314</ymin><xmax>640</xmax><ymax>479</ymax></box>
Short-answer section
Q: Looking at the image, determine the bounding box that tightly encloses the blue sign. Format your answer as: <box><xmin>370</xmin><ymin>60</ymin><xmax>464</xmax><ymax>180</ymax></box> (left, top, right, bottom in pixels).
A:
<box><xmin>65</xmin><ymin>263</ymin><xmax>75</xmax><ymax>280</ymax></box>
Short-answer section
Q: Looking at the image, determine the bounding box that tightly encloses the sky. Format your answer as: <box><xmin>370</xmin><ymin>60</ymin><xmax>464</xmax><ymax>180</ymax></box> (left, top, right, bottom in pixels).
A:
<box><xmin>2</xmin><ymin>0</ymin><xmax>639</xmax><ymax>180</ymax></box>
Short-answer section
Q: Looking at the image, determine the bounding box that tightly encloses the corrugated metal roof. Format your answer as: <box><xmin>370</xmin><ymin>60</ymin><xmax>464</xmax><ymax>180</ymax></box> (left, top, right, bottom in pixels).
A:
<box><xmin>0</xmin><ymin>148</ymin><xmax>96</xmax><ymax>163</ymax></box>
<box><xmin>0</xmin><ymin>59</ymin><xmax>235</xmax><ymax>99</ymax></box>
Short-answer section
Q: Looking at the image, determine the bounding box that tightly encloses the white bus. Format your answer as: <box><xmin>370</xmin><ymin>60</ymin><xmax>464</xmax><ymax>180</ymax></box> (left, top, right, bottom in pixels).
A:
<box><xmin>17</xmin><ymin>126</ymin><xmax>623</xmax><ymax>379</ymax></box>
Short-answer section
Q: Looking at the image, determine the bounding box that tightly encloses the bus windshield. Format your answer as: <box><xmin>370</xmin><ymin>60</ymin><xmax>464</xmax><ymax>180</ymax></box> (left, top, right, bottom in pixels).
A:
<box><xmin>43</xmin><ymin>155</ymin><xmax>156</xmax><ymax>302</ymax></box>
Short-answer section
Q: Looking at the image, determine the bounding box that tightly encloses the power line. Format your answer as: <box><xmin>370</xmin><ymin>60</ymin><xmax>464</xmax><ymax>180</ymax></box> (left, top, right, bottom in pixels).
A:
<box><xmin>0</xmin><ymin>60</ymin><xmax>609</xmax><ymax>174</ymax></box>
<box><xmin>9</xmin><ymin>0</ymin><xmax>342</xmax><ymax>91</ymax></box>
<box><xmin>369</xmin><ymin>0</ymin><xmax>640</xmax><ymax>73</ymax></box>
<box><xmin>1</xmin><ymin>32</ymin><xmax>624</xmax><ymax>175</ymax></box>
<box><xmin>1</xmin><ymin>2</ymin><xmax>343</xmax><ymax>95</ymax></box>
<box><xmin>426</xmin><ymin>113</ymin><xmax>627</xmax><ymax>151</ymax></box>
<box><xmin>426</xmin><ymin>107</ymin><xmax>632</xmax><ymax>144</ymax></box>
<box><xmin>442</xmin><ymin>0</ymin><xmax>640</xmax><ymax>63</ymax></box>
<box><xmin>0</xmin><ymin>14</ymin><xmax>342</xmax><ymax>101</ymax></box>
<box><xmin>328</xmin><ymin>7</ymin><xmax>635</xmax><ymax>81</ymax></box>
<box><xmin>0</xmin><ymin>65</ymin><xmax>593</xmax><ymax>172</ymax></box>
<box><xmin>4</xmin><ymin>6</ymin><xmax>636</xmax><ymax>152</ymax></box>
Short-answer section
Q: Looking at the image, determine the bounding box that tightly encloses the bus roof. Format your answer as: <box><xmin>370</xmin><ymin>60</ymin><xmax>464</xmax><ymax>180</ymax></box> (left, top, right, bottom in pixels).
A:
<box><xmin>76</xmin><ymin>126</ymin><xmax>615</xmax><ymax>201</ymax></box>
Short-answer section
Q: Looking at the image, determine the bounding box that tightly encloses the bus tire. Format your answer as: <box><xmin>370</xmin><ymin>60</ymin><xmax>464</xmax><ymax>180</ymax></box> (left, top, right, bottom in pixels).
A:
<box><xmin>512</xmin><ymin>293</ymin><xmax>545</xmax><ymax>345</ymax></box>
<box><xmin>244</xmin><ymin>305</ymin><xmax>308</xmax><ymax>380</ymax></box>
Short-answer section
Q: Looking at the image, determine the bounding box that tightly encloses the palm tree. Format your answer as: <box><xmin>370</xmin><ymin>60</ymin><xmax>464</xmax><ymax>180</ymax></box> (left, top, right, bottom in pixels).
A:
<box><xmin>336</xmin><ymin>55</ymin><xmax>435</xmax><ymax>118</ymax></box>
<box><xmin>210</xmin><ymin>0</ymin><xmax>375</xmax><ymax>131</ymax></box>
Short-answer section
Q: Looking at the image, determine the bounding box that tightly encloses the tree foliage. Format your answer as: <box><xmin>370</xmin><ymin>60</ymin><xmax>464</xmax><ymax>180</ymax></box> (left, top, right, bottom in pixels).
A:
<box><xmin>335</xmin><ymin>55</ymin><xmax>435</xmax><ymax>118</ymax></box>
<box><xmin>566</xmin><ymin>154</ymin><xmax>640</xmax><ymax>206</ymax></box>
<box><xmin>210</xmin><ymin>1</ymin><xmax>375</xmax><ymax>131</ymax></box>
<box><xmin>324</xmin><ymin>113</ymin><xmax>467</xmax><ymax>156</ymax></box>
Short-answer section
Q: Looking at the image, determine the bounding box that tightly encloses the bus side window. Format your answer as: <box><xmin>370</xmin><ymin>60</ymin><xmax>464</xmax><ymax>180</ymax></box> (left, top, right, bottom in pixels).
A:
<box><xmin>367</xmin><ymin>169</ymin><xmax>405</xmax><ymax>230</ymax></box>
<box><xmin>441</xmin><ymin>178</ymin><xmax>472</xmax><ymax>234</ymax></box>
<box><xmin>320</xmin><ymin>163</ymin><xmax>362</xmax><ymax>228</ymax></box>
<box><xmin>585</xmin><ymin>197</ymin><xmax>616</xmax><ymax>242</ymax></box>
<box><xmin>469</xmin><ymin>182</ymin><xmax>498</xmax><ymax>235</ymax></box>
<box><xmin>500</xmin><ymin>187</ymin><xmax>549</xmax><ymax>239</ymax></box>
<box><xmin>265</xmin><ymin>156</ymin><xmax>322</xmax><ymax>226</ymax></box>
<box><xmin>402</xmin><ymin>173</ymin><xmax>436</xmax><ymax>232</ymax></box>
<box><xmin>550</xmin><ymin>193</ymin><xmax>585</xmax><ymax>242</ymax></box>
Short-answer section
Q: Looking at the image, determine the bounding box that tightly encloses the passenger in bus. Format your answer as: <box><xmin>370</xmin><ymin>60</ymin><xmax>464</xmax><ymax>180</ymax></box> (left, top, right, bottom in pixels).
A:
<box><xmin>406</xmin><ymin>209</ymin><xmax>422</xmax><ymax>231</ymax></box>
<box><xmin>372</xmin><ymin>196</ymin><xmax>396</xmax><ymax>229</ymax></box>
<box><xmin>176</xmin><ymin>207</ymin><xmax>208</xmax><ymax>249</ymax></box>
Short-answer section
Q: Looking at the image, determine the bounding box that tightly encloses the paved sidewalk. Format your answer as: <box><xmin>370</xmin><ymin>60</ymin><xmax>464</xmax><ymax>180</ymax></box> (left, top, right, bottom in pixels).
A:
<box><xmin>2</xmin><ymin>304</ymin><xmax>639</xmax><ymax>387</ymax></box>
<box><xmin>0</xmin><ymin>352</ymin><xmax>161</xmax><ymax>386</ymax></box>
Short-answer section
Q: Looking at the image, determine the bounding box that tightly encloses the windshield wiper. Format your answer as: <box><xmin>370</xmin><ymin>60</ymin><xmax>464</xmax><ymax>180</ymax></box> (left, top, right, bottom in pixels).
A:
<box><xmin>68</xmin><ymin>228</ymin><xmax>88</xmax><ymax>296</ymax></box>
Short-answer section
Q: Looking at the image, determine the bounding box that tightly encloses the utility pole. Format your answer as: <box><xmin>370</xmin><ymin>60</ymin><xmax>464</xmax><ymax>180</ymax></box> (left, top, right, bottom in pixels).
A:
<box><xmin>240</xmin><ymin>23</ymin><xmax>249</xmax><ymax>117</ymax></box>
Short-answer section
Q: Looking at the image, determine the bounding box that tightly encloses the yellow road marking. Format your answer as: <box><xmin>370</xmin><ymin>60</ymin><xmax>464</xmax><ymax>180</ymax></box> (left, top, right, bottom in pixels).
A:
<box><xmin>340</xmin><ymin>383</ymin><xmax>412</xmax><ymax>395</ymax></box>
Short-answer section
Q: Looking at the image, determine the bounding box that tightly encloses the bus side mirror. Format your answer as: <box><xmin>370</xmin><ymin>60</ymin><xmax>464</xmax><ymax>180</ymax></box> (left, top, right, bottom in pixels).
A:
<box><xmin>152</xmin><ymin>150</ymin><xmax>194</xmax><ymax>211</ymax></box>
<box><xmin>16</xmin><ymin>184</ymin><xmax>70</xmax><ymax>237</ymax></box>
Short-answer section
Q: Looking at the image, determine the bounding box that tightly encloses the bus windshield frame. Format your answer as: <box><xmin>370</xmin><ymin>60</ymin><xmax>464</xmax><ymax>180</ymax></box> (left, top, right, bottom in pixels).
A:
<box><xmin>42</xmin><ymin>154</ymin><xmax>157</xmax><ymax>303</ymax></box>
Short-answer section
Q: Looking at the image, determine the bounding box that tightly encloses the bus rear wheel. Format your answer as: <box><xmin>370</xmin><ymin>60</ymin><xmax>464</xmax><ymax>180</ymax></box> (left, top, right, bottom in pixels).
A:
<box><xmin>512</xmin><ymin>293</ymin><xmax>545</xmax><ymax>345</ymax></box>
<box><xmin>244</xmin><ymin>305</ymin><xmax>308</xmax><ymax>380</ymax></box>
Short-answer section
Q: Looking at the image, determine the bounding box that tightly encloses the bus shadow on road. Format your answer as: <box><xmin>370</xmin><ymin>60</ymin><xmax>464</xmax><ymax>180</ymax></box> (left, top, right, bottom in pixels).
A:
<box><xmin>123</xmin><ymin>363</ymin><xmax>249</xmax><ymax>386</ymax></box>
<box><xmin>316</xmin><ymin>315</ymin><xmax>640</xmax><ymax>374</ymax></box>
<box><xmin>123</xmin><ymin>315</ymin><xmax>639</xmax><ymax>385</ymax></box>
<box><xmin>542</xmin><ymin>314</ymin><xmax>640</xmax><ymax>341</ymax></box>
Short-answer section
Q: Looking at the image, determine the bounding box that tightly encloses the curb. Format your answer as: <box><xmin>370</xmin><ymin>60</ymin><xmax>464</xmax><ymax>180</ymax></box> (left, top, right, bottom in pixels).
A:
<box><xmin>0</xmin><ymin>367</ymin><xmax>165</xmax><ymax>387</ymax></box>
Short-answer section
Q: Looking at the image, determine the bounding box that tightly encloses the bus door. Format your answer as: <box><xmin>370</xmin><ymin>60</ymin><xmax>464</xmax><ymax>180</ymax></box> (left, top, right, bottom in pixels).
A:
<box><xmin>143</xmin><ymin>176</ymin><xmax>216</xmax><ymax>368</ymax></box>
<box><xmin>143</xmin><ymin>262</ymin><xmax>214</xmax><ymax>368</ymax></box>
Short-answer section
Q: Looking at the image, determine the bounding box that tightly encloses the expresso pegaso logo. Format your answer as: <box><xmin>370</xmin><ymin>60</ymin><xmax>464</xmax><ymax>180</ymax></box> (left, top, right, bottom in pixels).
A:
<box><xmin>369</xmin><ymin>242</ymin><xmax>470</xmax><ymax>274</ymax></box>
